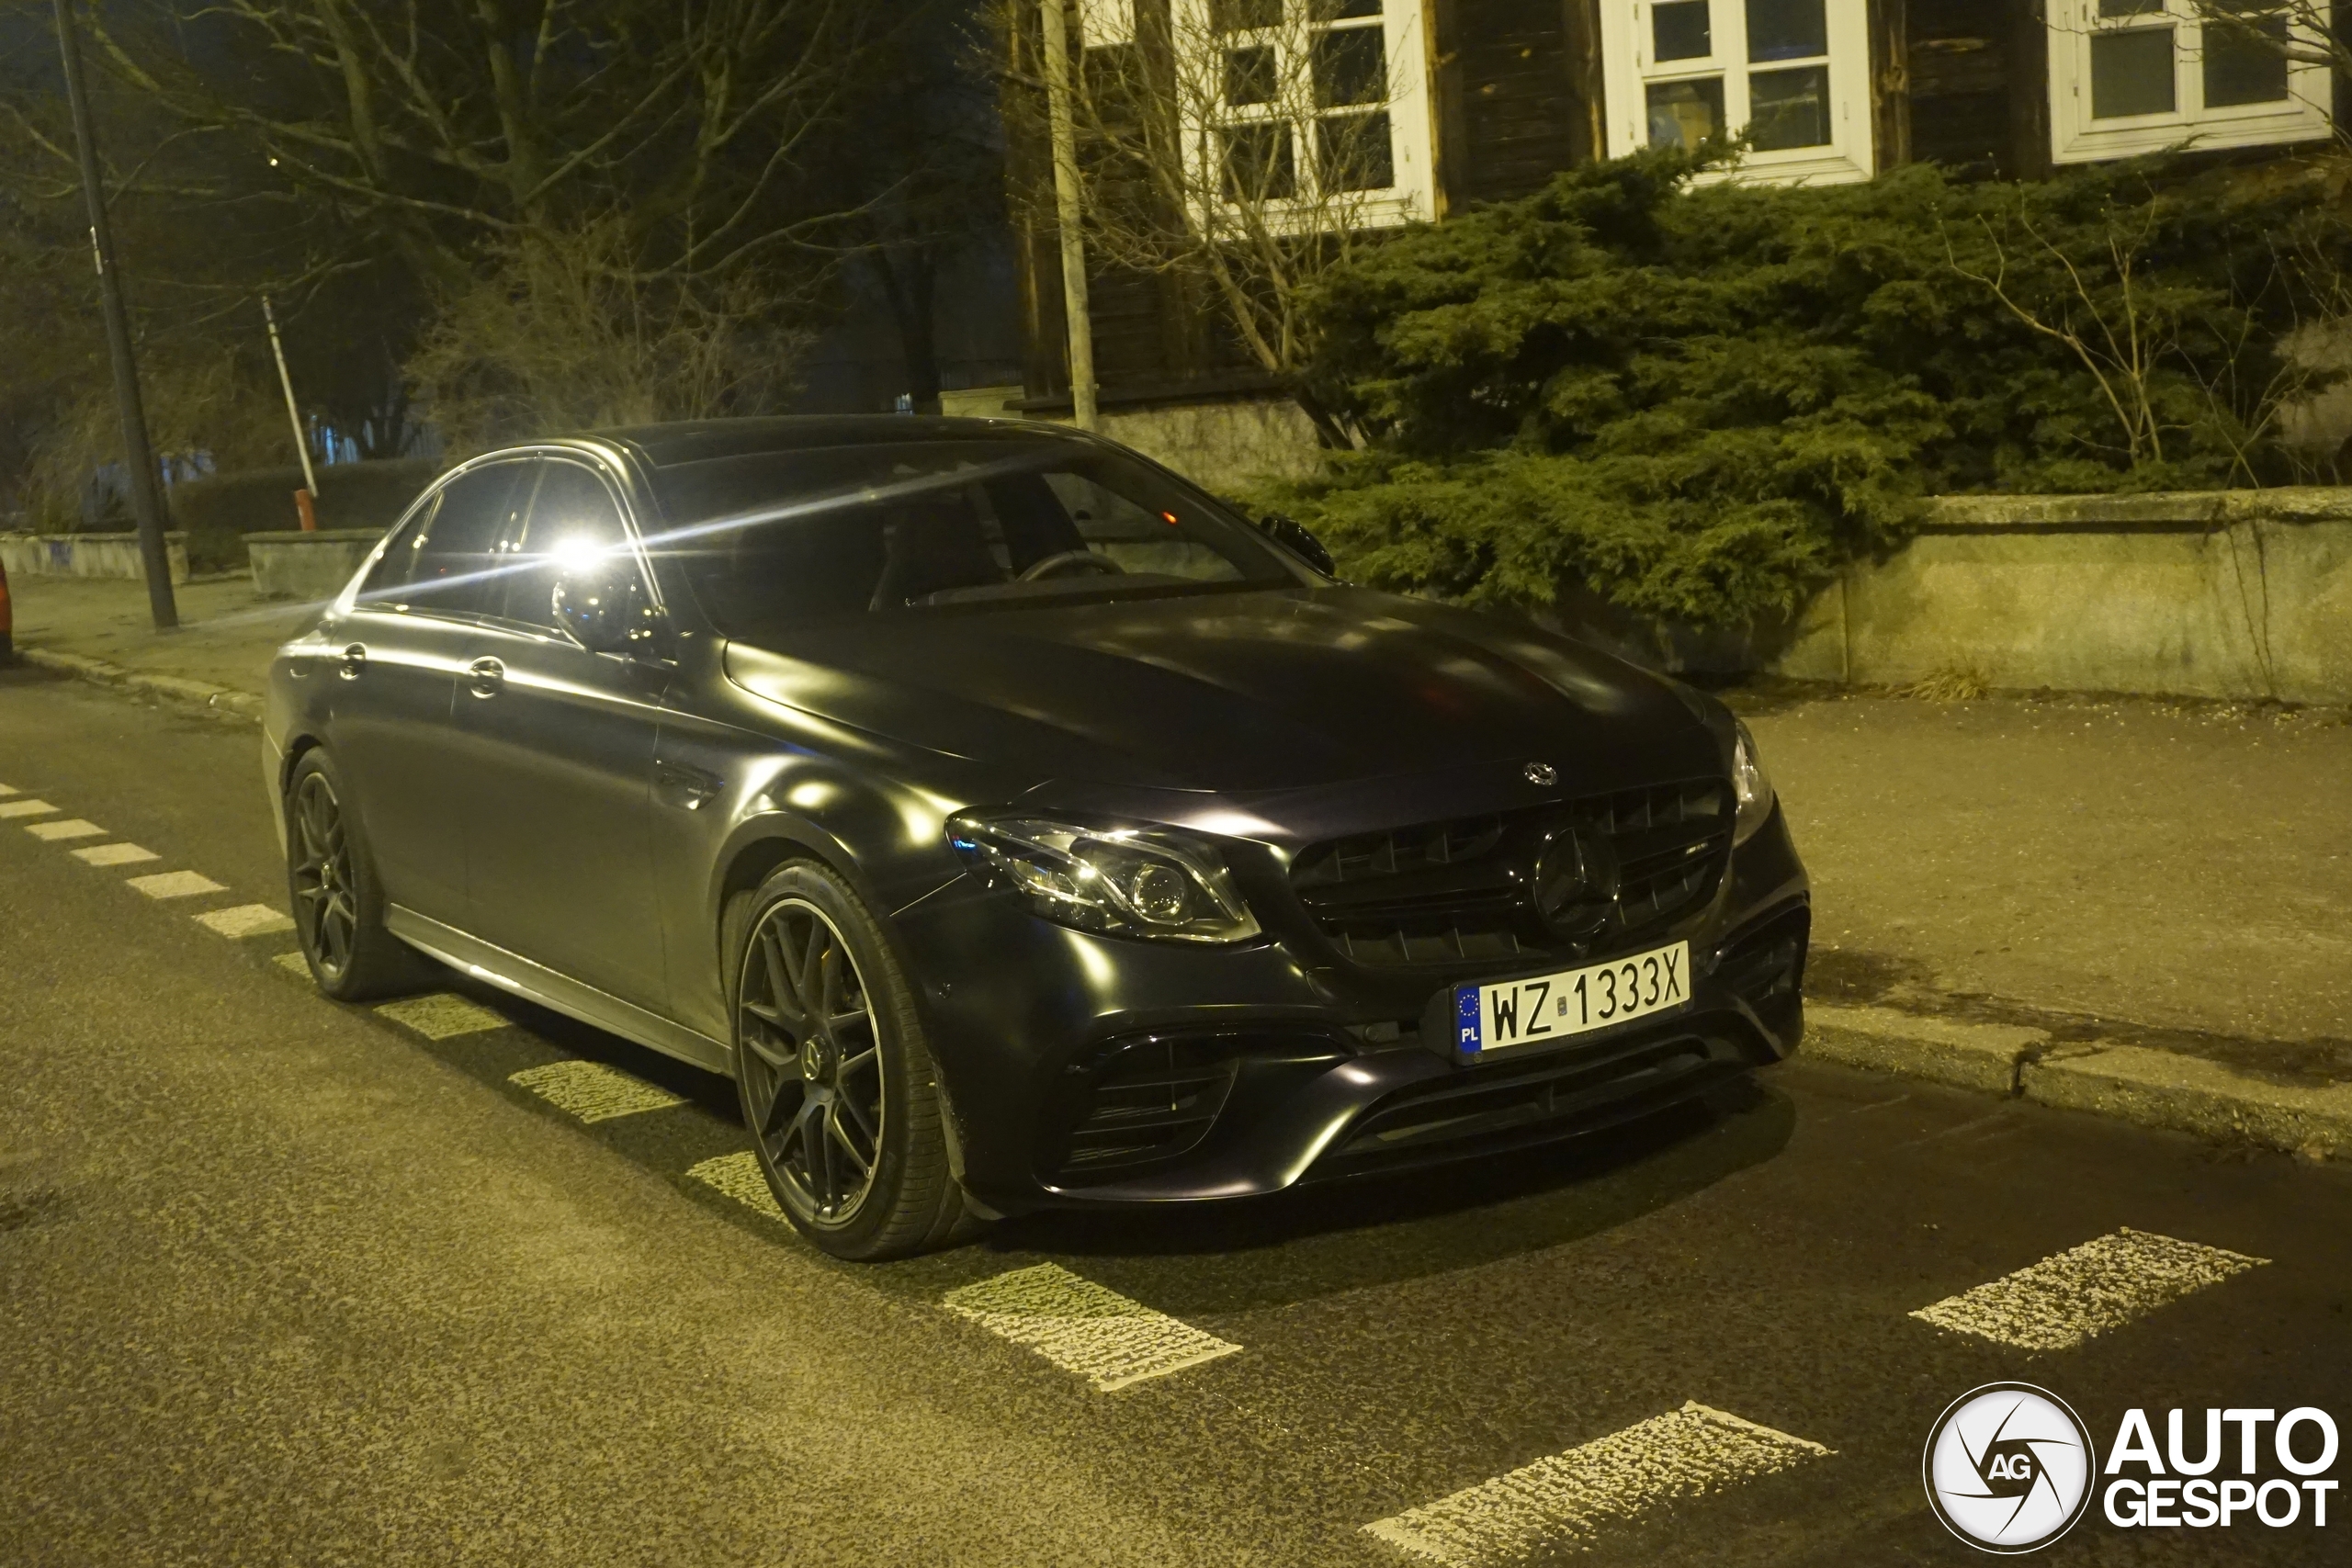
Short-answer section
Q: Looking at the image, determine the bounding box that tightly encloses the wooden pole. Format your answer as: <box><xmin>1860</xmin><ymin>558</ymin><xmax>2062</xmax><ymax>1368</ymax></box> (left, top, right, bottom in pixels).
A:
<box><xmin>262</xmin><ymin>296</ymin><xmax>321</xmax><ymax>528</ymax></box>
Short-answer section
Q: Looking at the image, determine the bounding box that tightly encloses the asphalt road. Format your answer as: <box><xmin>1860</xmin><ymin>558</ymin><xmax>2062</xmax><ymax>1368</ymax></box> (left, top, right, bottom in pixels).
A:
<box><xmin>4</xmin><ymin>664</ymin><xmax>2346</xmax><ymax>1568</ymax></box>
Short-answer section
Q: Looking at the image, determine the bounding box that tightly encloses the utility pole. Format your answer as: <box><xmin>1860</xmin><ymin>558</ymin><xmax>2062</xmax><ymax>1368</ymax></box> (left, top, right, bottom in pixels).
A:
<box><xmin>1039</xmin><ymin>0</ymin><xmax>1097</xmax><ymax>431</ymax></box>
<box><xmin>262</xmin><ymin>297</ymin><xmax>321</xmax><ymax>530</ymax></box>
<box><xmin>53</xmin><ymin>0</ymin><xmax>176</xmax><ymax>629</ymax></box>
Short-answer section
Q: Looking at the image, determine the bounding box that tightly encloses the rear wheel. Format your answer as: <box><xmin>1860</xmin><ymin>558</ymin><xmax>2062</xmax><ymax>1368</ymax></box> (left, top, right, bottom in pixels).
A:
<box><xmin>729</xmin><ymin>862</ymin><xmax>968</xmax><ymax>1260</ymax></box>
<box><xmin>285</xmin><ymin>749</ymin><xmax>433</xmax><ymax>1000</ymax></box>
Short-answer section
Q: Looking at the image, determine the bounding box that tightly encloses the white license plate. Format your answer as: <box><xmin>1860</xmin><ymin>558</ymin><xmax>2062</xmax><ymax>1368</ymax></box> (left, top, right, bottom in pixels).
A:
<box><xmin>1451</xmin><ymin>941</ymin><xmax>1691</xmax><ymax>1058</ymax></box>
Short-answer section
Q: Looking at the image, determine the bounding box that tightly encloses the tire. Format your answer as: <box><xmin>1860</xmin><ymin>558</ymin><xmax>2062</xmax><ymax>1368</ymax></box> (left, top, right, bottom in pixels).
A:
<box><xmin>284</xmin><ymin>748</ymin><xmax>435</xmax><ymax>1001</ymax></box>
<box><xmin>727</xmin><ymin>861</ymin><xmax>969</xmax><ymax>1260</ymax></box>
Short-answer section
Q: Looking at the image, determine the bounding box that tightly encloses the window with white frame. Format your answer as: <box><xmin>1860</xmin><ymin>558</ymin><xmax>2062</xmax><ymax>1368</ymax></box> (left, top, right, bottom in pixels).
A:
<box><xmin>1595</xmin><ymin>1</ymin><xmax>1873</xmax><ymax>184</ymax></box>
<box><xmin>1173</xmin><ymin>0</ymin><xmax>1436</xmax><ymax>226</ymax></box>
<box><xmin>2047</xmin><ymin>2</ymin><xmax>2331</xmax><ymax>162</ymax></box>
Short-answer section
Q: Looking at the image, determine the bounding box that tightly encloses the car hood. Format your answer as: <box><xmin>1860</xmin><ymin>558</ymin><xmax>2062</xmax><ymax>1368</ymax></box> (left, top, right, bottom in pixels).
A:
<box><xmin>720</xmin><ymin>586</ymin><xmax>1718</xmax><ymax>795</ymax></box>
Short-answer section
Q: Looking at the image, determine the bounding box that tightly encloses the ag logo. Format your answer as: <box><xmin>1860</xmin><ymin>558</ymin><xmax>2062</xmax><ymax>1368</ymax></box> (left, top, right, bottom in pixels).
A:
<box><xmin>1924</xmin><ymin>1382</ymin><xmax>2098</xmax><ymax>1553</ymax></box>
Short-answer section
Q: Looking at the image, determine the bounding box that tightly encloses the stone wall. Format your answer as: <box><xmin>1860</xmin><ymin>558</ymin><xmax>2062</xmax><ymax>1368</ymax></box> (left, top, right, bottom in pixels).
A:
<box><xmin>1769</xmin><ymin>490</ymin><xmax>2352</xmax><ymax>705</ymax></box>
<box><xmin>938</xmin><ymin>385</ymin><xmax>1325</xmax><ymax>491</ymax></box>
<box><xmin>245</xmin><ymin>530</ymin><xmax>385</xmax><ymax>602</ymax></box>
<box><xmin>0</xmin><ymin>531</ymin><xmax>190</xmax><ymax>586</ymax></box>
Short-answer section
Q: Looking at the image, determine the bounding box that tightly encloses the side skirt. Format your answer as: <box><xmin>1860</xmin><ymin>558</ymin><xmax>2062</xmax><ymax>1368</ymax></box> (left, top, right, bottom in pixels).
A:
<box><xmin>385</xmin><ymin>905</ymin><xmax>734</xmax><ymax>1077</ymax></box>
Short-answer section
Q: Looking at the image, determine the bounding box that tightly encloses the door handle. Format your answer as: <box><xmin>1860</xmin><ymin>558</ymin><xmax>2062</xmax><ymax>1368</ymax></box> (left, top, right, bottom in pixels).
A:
<box><xmin>466</xmin><ymin>656</ymin><xmax>505</xmax><ymax>699</ymax></box>
<box><xmin>337</xmin><ymin>643</ymin><xmax>367</xmax><ymax>680</ymax></box>
<box><xmin>654</xmin><ymin>761</ymin><xmax>721</xmax><ymax>810</ymax></box>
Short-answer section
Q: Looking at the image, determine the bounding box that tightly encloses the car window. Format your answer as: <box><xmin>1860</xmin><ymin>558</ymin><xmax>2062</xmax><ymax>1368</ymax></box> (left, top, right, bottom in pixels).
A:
<box><xmin>364</xmin><ymin>463</ymin><xmax>528</xmax><ymax>618</ymax></box>
<box><xmin>490</xmin><ymin>460</ymin><xmax>637</xmax><ymax>633</ymax></box>
<box><xmin>357</xmin><ymin>494</ymin><xmax>438</xmax><ymax>603</ymax></box>
<box><xmin>649</xmin><ymin>440</ymin><xmax>1297</xmax><ymax>639</ymax></box>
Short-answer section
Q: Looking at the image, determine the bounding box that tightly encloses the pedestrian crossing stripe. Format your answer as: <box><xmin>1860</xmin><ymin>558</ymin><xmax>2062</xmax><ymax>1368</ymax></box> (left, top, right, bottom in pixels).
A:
<box><xmin>0</xmin><ymin>798</ymin><xmax>59</xmax><ymax>818</ymax></box>
<box><xmin>1910</xmin><ymin>1227</ymin><xmax>2267</xmax><ymax>1351</ymax></box>
<box><xmin>943</xmin><ymin>1263</ymin><xmax>1240</xmax><ymax>1393</ymax></box>
<box><xmin>26</xmin><ymin>818</ymin><xmax>105</xmax><ymax>840</ymax></box>
<box><xmin>1363</xmin><ymin>1402</ymin><xmax>1834</xmax><ymax>1566</ymax></box>
<box><xmin>687</xmin><ymin>1151</ymin><xmax>786</xmax><ymax>1220</ymax></box>
<box><xmin>194</xmin><ymin>904</ymin><xmax>296</xmax><ymax>939</ymax></box>
<box><xmin>509</xmin><ymin>1059</ymin><xmax>685</xmax><ymax>1122</ymax></box>
<box><xmin>374</xmin><ymin>993</ymin><xmax>507</xmax><ymax>1040</ymax></box>
<box><xmin>126</xmin><ymin>870</ymin><xmax>228</xmax><ymax>899</ymax></box>
<box><xmin>72</xmin><ymin>842</ymin><xmax>160</xmax><ymax>866</ymax></box>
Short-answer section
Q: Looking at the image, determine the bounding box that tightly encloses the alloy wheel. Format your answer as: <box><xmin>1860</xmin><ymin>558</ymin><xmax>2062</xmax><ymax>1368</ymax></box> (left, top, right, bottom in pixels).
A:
<box><xmin>290</xmin><ymin>771</ymin><xmax>358</xmax><ymax>980</ymax></box>
<box><xmin>739</xmin><ymin>898</ymin><xmax>886</xmax><ymax>1225</ymax></box>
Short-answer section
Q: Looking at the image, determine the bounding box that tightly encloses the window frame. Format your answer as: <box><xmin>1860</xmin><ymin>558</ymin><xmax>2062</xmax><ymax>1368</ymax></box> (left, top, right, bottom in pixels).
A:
<box><xmin>1595</xmin><ymin>0</ymin><xmax>1874</xmax><ymax>186</ymax></box>
<box><xmin>2047</xmin><ymin>0</ymin><xmax>2332</xmax><ymax>164</ymax></box>
<box><xmin>1164</xmin><ymin>0</ymin><xmax>1438</xmax><ymax>231</ymax></box>
<box><xmin>480</xmin><ymin>456</ymin><xmax>660</xmax><ymax>645</ymax></box>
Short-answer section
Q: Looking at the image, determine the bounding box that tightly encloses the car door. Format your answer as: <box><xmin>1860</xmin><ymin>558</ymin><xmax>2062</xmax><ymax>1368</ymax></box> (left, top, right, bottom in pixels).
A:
<box><xmin>329</xmin><ymin>461</ymin><xmax>529</xmax><ymax>924</ymax></box>
<box><xmin>450</xmin><ymin>457</ymin><xmax>672</xmax><ymax>1009</ymax></box>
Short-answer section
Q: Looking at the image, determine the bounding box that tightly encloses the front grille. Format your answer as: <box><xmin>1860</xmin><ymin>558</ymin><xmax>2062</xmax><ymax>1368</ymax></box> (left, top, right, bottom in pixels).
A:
<box><xmin>1312</xmin><ymin>1032</ymin><xmax>1741</xmax><ymax>1178</ymax></box>
<box><xmin>1289</xmin><ymin>780</ymin><xmax>1733</xmax><ymax>968</ymax></box>
<box><xmin>1044</xmin><ymin>1033</ymin><xmax>1240</xmax><ymax>1181</ymax></box>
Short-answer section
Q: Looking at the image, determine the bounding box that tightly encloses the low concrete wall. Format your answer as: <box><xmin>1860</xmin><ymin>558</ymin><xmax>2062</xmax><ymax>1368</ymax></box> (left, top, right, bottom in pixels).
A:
<box><xmin>944</xmin><ymin>384</ymin><xmax>1326</xmax><ymax>489</ymax></box>
<box><xmin>1770</xmin><ymin>489</ymin><xmax>2352</xmax><ymax>705</ymax></box>
<box><xmin>0</xmin><ymin>531</ymin><xmax>189</xmax><ymax>586</ymax></box>
<box><xmin>244</xmin><ymin>529</ymin><xmax>383</xmax><ymax>602</ymax></box>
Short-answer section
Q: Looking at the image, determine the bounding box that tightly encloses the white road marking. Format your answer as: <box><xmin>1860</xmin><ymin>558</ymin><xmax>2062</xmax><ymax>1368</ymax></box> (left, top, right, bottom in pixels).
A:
<box><xmin>0</xmin><ymin>782</ymin><xmax>17</xmax><ymax>795</ymax></box>
<box><xmin>26</xmin><ymin>818</ymin><xmax>105</xmax><ymax>841</ymax></box>
<box><xmin>71</xmin><ymin>842</ymin><xmax>160</xmax><ymax>866</ymax></box>
<box><xmin>194</xmin><ymin>904</ymin><xmax>296</xmax><ymax>939</ymax></box>
<box><xmin>374</xmin><ymin>993</ymin><xmax>508</xmax><ymax>1040</ymax></box>
<box><xmin>0</xmin><ymin>798</ymin><xmax>60</xmax><ymax>818</ymax></box>
<box><xmin>1911</xmin><ymin>1227</ymin><xmax>2267</xmax><ymax>1352</ymax></box>
<box><xmin>126</xmin><ymin>870</ymin><xmax>228</xmax><ymax>899</ymax></box>
<box><xmin>687</xmin><ymin>1151</ymin><xmax>786</xmax><ymax>1220</ymax></box>
<box><xmin>1363</xmin><ymin>1402</ymin><xmax>1834</xmax><ymax>1566</ymax></box>
<box><xmin>274</xmin><ymin>952</ymin><xmax>312</xmax><ymax>976</ymax></box>
<box><xmin>508</xmin><ymin>1059</ymin><xmax>685</xmax><ymax>1122</ymax></box>
<box><xmin>942</xmin><ymin>1262</ymin><xmax>1241</xmax><ymax>1393</ymax></box>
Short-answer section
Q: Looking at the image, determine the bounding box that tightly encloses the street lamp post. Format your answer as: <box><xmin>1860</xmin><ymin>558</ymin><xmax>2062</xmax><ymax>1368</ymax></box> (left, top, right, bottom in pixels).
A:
<box><xmin>52</xmin><ymin>0</ymin><xmax>178</xmax><ymax>631</ymax></box>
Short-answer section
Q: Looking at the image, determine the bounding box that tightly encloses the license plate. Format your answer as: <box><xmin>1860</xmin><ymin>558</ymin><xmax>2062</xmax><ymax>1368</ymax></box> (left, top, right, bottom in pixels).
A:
<box><xmin>1451</xmin><ymin>941</ymin><xmax>1690</xmax><ymax>1058</ymax></box>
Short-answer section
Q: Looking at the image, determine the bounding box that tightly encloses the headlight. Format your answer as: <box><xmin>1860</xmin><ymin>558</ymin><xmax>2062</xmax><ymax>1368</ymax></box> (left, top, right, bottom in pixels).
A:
<box><xmin>1732</xmin><ymin>718</ymin><xmax>1774</xmax><ymax>841</ymax></box>
<box><xmin>945</xmin><ymin>811</ymin><xmax>1262</xmax><ymax>944</ymax></box>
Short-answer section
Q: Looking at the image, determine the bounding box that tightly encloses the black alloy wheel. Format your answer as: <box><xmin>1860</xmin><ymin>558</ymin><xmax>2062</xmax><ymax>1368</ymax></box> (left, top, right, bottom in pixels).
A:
<box><xmin>740</xmin><ymin>898</ymin><xmax>886</xmax><ymax>1223</ymax></box>
<box><xmin>284</xmin><ymin>749</ymin><xmax>432</xmax><ymax>1000</ymax></box>
<box><xmin>729</xmin><ymin>862</ymin><xmax>969</xmax><ymax>1259</ymax></box>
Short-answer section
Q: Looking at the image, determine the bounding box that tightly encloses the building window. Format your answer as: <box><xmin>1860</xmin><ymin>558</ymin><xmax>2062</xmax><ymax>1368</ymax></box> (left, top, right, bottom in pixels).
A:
<box><xmin>1596</xmin><ymin>0</ymin><xmax>1874</xmax><ymax>184</ymax></box>
<box><xmin>1174</xmin><ymin>0</ymin><xmax>1435</xmax><ymax>226</ymax></box>
<box><xmin>2048</xmin><ymin>1</ymin><xmax>2331</xmax><ymax>163</ymax></box>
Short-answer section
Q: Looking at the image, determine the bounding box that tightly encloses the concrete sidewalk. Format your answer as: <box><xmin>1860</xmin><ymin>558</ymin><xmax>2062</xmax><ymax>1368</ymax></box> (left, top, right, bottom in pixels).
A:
<box><xmin>8</xmin><ymin>571</ymin><xmax>2348</xmax><ymax>1159</ymax></box>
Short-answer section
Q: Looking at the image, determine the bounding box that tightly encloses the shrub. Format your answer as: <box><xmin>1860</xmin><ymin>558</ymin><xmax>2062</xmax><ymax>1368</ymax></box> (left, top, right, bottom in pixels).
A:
<box><xmin>168</xmin><ymin>458</ymin><xmax>437</xmax><ymax>571</ymax></box>
<box><xmin>1265</xmin><ymin>147</ymin><xmax>2352</xmax><ymax>628</ymax></box>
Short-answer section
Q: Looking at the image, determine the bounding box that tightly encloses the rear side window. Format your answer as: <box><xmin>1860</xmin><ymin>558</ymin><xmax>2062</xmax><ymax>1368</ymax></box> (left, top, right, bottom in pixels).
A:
<box><xmin>489</xmin><ymin>460</ymin><xmax>636</xmax><ymax>632</ymax></box>
<box><xmin>362</xmin><ymin>463</ymin><xmax>529</xmax><ymax>617</ymax></box>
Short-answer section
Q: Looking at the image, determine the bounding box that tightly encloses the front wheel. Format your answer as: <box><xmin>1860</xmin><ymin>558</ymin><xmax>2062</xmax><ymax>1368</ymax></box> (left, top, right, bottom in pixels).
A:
<box><xmin>728</xmin><ymin>862</ymin><xmax>970</xmax><ymax>1260</ymax></box>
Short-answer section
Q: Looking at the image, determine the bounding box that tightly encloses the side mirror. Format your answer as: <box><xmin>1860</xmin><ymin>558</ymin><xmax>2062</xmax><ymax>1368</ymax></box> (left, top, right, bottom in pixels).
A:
<box><xmin>551</xmin><ymin>558</ymin><xmax>663</xmax><ymax>655</ymax></box>
<box><xmin>1256</xmin><ymin>512</ymin><xmax>1337</xmax><ymax>578</ymax></box>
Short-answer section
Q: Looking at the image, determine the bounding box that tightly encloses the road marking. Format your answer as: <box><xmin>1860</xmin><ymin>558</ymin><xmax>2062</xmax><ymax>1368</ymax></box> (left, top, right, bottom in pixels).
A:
<box><xmin>0</xmin><ymin>799</ymin><xmax>60</xmax><ymax>818</ymax></box>
<box><xmin>942</xmin><ymin>1262</ymin><xmax>1241</xmax><ymax>1393</ymax></box>
<box><xmin>509</xmin><ymin>1059</ymin><xmax>685</xmax><ymax>1122</ymax></box>
<box><xmin>1363</xmin><ymin>1402</ymin><xmax>1834</xmax><ymax>1566</ymax></box>
<box><xmin>1910</xmin><ymin>1227</ymin><xmax>2267</xmax><ymax>1352</ymax></box>
<box><xmin>687</xmin><ymin>1151</ymin><xmax>786</xmax><ymax>1220</ymax></box>
<box><xmin>0</xmin><ymin>782</ymin><xmax>17</xmax><ymax>795</ymax></box>
<box><xmin>194</xmin><ymin>904</ymin><xmax>296</xmax><ymax>939</ymax></box>
<box><xmin>374</xmin><ymin>993</ymin><xmax>507</xmax><ymax>1040</ymax></box>
<box><xmin>126</xmin><ymin>870</ymin><xmax>229</xmax><ymax>899</ymax></box>
<box><xmin>71</xmin><ymin>841</ymin><xmax>160</xmax><ymax>866</ymax></box>
<box><xmin>26</xmin><ymin>818</ymin><xmax>106</xmax><ymax>841</ymax></box>
<box><xmin>275</xmin><ymin>952</ymin><xmax>311</xmax><ymax>976</ymax></box>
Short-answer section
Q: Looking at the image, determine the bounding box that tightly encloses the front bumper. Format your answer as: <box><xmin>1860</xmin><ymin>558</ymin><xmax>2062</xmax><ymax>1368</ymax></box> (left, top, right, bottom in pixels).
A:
<box><xmin>894</xmin><ymin>801</ymin><xmax>1810</xmax><ymax>1214</ymax></box>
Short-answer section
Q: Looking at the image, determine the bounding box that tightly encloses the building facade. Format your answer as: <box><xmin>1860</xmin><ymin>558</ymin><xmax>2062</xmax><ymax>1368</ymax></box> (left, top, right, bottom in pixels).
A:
<box><xmin>1001</xmin><ymin>1</ymin><xmax>2340</xmax><ymax>465</ymax></box>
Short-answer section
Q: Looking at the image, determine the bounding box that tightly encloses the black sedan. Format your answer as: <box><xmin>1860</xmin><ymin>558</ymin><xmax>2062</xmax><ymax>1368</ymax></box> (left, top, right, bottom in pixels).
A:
<box><xmin>263</xmin><ymin>417</ymin><xmax>1809</xmax><ymax>1259</ymax></box>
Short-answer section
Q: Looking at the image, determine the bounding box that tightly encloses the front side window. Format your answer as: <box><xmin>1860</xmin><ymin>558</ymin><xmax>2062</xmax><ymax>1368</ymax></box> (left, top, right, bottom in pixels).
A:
<box><xmin>2049</xmin><ymin>1</ymin><xmax>2328</xmax><ymax>163</ymax></box>
<box><xmin>1598</xmin><ymin>0</ymin><xmax>1873</xmax><ymax>184</ymax></box>
<box><xmin>487</xmin><ymin>460</ymin><xmax>642</xmax><ymax>634</ymax></box>
<box><xmin>650</xmin><ymin>439</ymin><xmax>1304</xmax><ymax>641</ymax></box>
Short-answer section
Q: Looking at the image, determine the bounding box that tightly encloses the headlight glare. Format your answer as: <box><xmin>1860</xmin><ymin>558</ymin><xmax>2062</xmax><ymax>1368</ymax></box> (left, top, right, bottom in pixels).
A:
<box><xmin>1732</xmin><ymin>718</ymin><xmax>1774</xmax><ymax>840</ymax></box>
<box><xmin>946</xmin><ymin>812</ymin><xmax>1261</xmax><ymax>943</ymax></box>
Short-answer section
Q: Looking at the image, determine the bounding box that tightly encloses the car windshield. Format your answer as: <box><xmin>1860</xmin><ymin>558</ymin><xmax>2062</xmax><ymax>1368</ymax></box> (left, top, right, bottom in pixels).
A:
<box><xmin>645</xmin><ymin>437</ymin><xmax>1301</xmax><ymax>637</ymax></box>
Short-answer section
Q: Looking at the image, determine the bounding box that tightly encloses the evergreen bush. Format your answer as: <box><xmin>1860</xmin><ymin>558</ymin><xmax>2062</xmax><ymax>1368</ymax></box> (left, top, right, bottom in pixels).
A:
<box><xmin>168</xmin><ymin>458</ymin><xmax>437</xmax><ymax>572</ymax></box>
<box><xmin>1264</xmin><ymin>147</ymin><xmax>2352</xmax><ymax>627</ymax></box>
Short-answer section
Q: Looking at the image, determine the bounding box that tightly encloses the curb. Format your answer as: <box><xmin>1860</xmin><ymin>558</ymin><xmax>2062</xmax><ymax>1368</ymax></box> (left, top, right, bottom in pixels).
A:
<box><xmin>17</xmin><ymin>646</ymin><xmax>264</xmax><ymax>724</ymax></box>
<box><xmin>1804</xmin><ymin>1002</ymin><xmax>2347</xmax><ymax>1161</ymax></box>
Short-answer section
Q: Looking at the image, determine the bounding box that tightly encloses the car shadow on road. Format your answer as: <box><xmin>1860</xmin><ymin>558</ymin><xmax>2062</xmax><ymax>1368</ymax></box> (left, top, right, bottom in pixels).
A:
<box><xmin>921</xmin><ymin>1078</ymin><xmax>1795</xmax><ymax>1314</ymax></box>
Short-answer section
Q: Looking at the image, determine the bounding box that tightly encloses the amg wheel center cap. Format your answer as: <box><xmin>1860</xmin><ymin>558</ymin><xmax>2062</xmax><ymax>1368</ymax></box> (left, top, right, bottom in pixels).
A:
<box><xmin>799</xmin><ymin>1034</ymin><xmax>831</xmax><ymax>1082</ymax></box>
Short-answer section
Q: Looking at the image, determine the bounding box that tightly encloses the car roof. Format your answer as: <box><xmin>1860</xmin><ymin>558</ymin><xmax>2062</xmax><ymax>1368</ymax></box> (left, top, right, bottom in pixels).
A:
<box><xmin>581</xmin><ymin>415</ymin><xmax>1082</xmax><ymax>469</ymax></box>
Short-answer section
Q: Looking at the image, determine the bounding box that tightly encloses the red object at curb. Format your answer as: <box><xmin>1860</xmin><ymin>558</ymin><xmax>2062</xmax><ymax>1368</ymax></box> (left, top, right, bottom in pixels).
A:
<box><xmin>0</xmin><ymin>555</ymin><xmax>15</xmax><ymax>659</ymax></box>
<box><xmin>293</xmin><ymin>488</ymin><xmax>319</xmax><ymax>532</ymax></box>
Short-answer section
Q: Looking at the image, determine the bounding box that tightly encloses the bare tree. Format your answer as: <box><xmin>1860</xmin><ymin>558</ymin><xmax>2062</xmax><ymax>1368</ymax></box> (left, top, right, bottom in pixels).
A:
<box><xmin>1000</xmin><ymin>0</ymin><xmax>1419</xmax><ymax>446</ymax></box>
